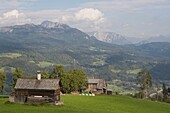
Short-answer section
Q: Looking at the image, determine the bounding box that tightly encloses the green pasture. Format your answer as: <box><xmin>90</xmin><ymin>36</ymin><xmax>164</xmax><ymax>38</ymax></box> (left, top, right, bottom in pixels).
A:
<box><xmin>0</xmin><ymin>95</ymin><xmax>170</xmax><ymax>113</ymax></box>
<box><xmin>0</xmin><ymin>53</ymin><xmax>22</xmax><ymax>59</ymax></box>
<box><xmin>37</xmin><ymin>61</ymin><xmax>54</xmax><ymax>68</ymax></box>
<box><xmin>126</xmin><ymin>69</ymin><xmax>141</xmax><ymax>74</ymax></box>
<box><xmin>111</xmin><ymin>69</ymin><xmax>121</xmax><ymax>73</ymax></box>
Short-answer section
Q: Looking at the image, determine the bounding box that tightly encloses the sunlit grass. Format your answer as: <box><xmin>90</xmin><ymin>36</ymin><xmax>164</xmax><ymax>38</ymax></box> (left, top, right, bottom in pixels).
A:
<box><xmin>37</xmin><ymin>61</ymin><xmax>54</xmax><ymax>68</ymax></box>
<box><xmin>0</xmin><ymin>53</ymin><xmax>22</xmax><ymax>59</ymax></box>
<box><xmin>126</xmin><ymin>69</ymin><xmax>141</xmax><ymax>74</ymax></box>
<box><xmin>111</xmin><ymin>69</ymin><xmax>121</xmax><ymax>73</ymax></box>
<box><xmin>0</xmin><ymin>95</ymin><xmax>170</xmax><ymax>113</ymax></box>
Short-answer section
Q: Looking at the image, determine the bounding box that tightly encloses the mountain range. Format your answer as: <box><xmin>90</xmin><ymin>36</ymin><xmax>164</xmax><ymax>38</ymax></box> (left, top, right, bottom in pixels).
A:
<box><xmin>0</xmin><ymin>21</ymin><xmax>170</xmax><ymax>88</ymax></box>
<box><xmin>138</xmin><ymin>35</ymin><xmax>170</xmax><ymax>45</ymax></box>
<box><xmin>88</xmin><ymin>31</ymin><xmax>131</xmax><ymax>45</ymax></box>
<box><xmin>88</xmin><ymin>31</ymin><xmax>170</xmax><ymax>45</ymax></box>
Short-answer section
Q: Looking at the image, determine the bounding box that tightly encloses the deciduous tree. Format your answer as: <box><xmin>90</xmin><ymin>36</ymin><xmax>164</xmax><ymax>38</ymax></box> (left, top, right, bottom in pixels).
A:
<box><xmin>61</xmin><ymin>69</ymin><xmax>87</xmax><ymax>93</ymax></box>
<box><xmin>50</xmin><ymin>65</ymin><xmax>64</xmax><ymax>78</ymax></box>
<box><xmin>41</xmin><ymin>71</ymin><xmax>50</xmax><ymax>78</ymax></box>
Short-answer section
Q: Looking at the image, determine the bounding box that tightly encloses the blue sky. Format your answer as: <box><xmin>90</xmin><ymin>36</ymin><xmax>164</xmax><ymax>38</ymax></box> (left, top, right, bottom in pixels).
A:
<box><xmin>0</xmin><ymin>0</ymin><xmax>170</xmax><ymax>39</ymax></box>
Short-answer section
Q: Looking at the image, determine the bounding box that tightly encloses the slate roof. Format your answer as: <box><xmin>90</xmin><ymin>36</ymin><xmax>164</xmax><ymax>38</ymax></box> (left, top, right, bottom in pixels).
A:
<box><xmin>88</xmin><ymin>79</ymin><xmax>100</xmax><ymax>84</ymax></box>
<box><xmin>15</xmin><ymin>78</ymin><xmax>60</xmax><ymax>90</ymax></box>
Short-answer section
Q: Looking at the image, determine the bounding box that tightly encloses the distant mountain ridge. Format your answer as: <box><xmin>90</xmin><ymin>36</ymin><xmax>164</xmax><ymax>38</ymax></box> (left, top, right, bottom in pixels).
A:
<box><xmin>138</xmin><ymin>35</ymin><xmax>170</xmax><ymax>45</ymax></box>
<box><xmin>0</xmin><ymin>21</ymin><xmax>75</xmax><ymax>34</ymax></box>
<box><xmin>88</xmin><ymin>31</ymin><xmax>131</xmax><ymax>45</ymax></box>
<box><xmin>0</xmin><ymin>21</ymin><xmax>97</xmax><ymax>46</ymax></box>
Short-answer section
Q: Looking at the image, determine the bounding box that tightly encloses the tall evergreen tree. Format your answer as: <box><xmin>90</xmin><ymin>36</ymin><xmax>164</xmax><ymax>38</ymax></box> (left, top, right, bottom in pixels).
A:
<box><xmin>0</xmin><ymin>71</ymin><xmax>6</xmax><ymax>94</ymax></box>
<box><xmin>137</xmin><ymin>69</ymin><xmax>152</xmax><ymax>98</ymax></box>
<box><xmin>11</xmin><ymin>68</ymin><xmax>23</xmax><ymax>90</ymax></box>
<box><xmin>162</xmin><ymin>83</ymin><xmax>168</xmax><ymax>102</ymax></box>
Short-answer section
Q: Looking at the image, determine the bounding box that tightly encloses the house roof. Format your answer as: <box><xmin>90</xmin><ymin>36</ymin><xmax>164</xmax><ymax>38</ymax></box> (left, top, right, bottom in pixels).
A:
<box><xmin>88</xmin><ymin>79</ymin><xmax>107</xmax><ymax>89</ymax></box>
<box><xmin>88</xmin><ymin>79</ymin><xmax>103</xmax><ymax>84</ymax></box>
<box><xmin>15</xmin><ymin>78</ymin><xmax>60</xmax><ymax>90</ymax></box>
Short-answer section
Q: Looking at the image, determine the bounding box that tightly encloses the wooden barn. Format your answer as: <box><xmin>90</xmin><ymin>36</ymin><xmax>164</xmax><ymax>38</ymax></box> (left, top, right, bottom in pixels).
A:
<box><xmin>87</xmin><ymin>79</ymin><xmax>107</xmax><ymax>94</ymax></box>
<box><xmin>11</xmin><ymin>72</ymin><xmax>60</xmax><ymax>104</ymax></box>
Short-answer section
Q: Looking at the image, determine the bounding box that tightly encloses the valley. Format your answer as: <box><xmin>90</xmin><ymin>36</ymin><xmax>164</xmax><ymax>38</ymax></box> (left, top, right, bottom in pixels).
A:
<box><xmin>0</xmin><ymin>21</ymin><xmax>170</xmax><ymax>94</ymax></box>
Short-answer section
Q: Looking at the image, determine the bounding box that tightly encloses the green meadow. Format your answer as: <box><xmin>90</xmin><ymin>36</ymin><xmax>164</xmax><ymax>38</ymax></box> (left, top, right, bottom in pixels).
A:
<box><xmin>1</xmin><ymin>95</ymin><xmax>170</xmax><ymax>113</ymax></box>
<box><xmin>37</xmin><ymin>61</ymin><xmax>54</xmax><ymax>68</ymax></box>
<box><xmin>126</xmin><ymin>69</ymin><xmax>141</xmax><ymax>74</ymax></box>
<box><xmin>0</xmin><ymin>53</ymin><xmax>22</xmax><ymax>59</ymax></box>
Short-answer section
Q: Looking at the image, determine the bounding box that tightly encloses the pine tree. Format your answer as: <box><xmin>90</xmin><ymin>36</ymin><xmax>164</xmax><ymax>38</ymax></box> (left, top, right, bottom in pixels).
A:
<box><xmin>0</xmin><ymin>71</ymin><xmax>6</xmax><ymax>94</ymax></box>
<box><xmin>162</xmin><ymin>83</ymin><xmax>168</xmax><ymax>102</ymax></box>
<box><xmin>137</xmin><ymin>69</ymin><xmax>152</xmax><ymax>98</ymax></box>
<box><xmin>11</xmin><ymin>68</ymin><xmax>23</xmax><ymax>91</ymax></box>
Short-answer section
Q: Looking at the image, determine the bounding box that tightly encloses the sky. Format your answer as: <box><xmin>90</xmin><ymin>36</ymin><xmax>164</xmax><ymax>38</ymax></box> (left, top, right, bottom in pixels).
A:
<box><xmin>0</xmin><ymin>0</ymin><xmax>170</xmax><ymax>39</ymax></box>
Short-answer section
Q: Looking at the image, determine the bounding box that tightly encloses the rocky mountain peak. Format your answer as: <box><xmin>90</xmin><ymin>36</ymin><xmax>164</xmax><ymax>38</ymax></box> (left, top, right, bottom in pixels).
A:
<box><xmin>89</xmin><ymin>31</ymin><xmax>131</xmax><ymax>45</ymax></box>
<box><xmin>40</xmin><ymin>21</ymin><xmax>70</xmax><ymax>29</ymax></box>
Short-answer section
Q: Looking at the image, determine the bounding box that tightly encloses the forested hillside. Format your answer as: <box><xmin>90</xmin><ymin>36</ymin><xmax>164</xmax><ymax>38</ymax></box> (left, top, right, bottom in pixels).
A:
<box><xmin>0</xmin><ymin>21</ymin><xmax>170</xmax><ymax>93</ymax></box>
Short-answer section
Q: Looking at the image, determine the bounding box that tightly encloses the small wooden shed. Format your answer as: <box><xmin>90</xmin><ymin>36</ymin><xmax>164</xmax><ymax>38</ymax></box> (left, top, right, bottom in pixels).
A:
<box><xmin>13</xmin><ymin>78</ymin><xmax>60</xmax><ymax>104</ymax></box>
<box><xmin>87</xmin><ymin>79</ymin><xmax>107</xmax><ymax>94</ymax></box>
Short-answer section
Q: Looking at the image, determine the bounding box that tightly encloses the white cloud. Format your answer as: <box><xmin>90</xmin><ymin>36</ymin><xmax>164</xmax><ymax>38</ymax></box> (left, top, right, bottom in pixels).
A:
<box><xmin>53</xmin><ymin>8</ymin><xmax>109</xmax><ymax>32</ymax></box>
<box><xmin>3</xmin><ymin>9</ymin><xmax>23</xmax><ymax>18</ymax></box>
<box><xmin>61</xmin><ymin>15</ymin><xmax>73</xmax><ymax>22</ymax></box>
<box><xmin>75</xmin><ymin>8</ymin><xmax>104</xmax><ymax>21</ymax></box>
<box><xmin>0</xmin><ymin>10</ymin><xmax>31</xmax><ymax>26</ymax></box>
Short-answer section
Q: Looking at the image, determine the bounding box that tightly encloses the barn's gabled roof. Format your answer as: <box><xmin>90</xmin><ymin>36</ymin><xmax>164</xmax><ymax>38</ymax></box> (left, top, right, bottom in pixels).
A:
<box><xmin>15</xmin><ymin>78</ymin><xmax>60</xmax><ymax>90</ymax></box>
<box><xmin>88</xmin><ymin>79</ymin><xmax>100</xmax><ymax>84</ymax></box>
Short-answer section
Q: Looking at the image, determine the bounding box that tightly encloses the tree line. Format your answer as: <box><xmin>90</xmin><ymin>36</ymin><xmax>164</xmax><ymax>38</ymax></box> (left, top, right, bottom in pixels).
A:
<box><xmin>135</xmin><ymin>69</ymin><xmax>170</xmax><ymax>103</ymax></box>
<box><xmin>0</xmin><ymin>68</ymin><xmax>23</xmax><ymax>94</ymax></box>
<box><xmin>0</xmin><ymin>65</ymin><xmax>87</xmax><ymax>94</ymax></box>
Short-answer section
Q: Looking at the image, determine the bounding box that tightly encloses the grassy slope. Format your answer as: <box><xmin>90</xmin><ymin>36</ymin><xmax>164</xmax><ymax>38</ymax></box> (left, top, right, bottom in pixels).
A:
<box><xmin>0</xmin><ymin>95</ymin><xmax>170</xmax><ymax>113</ymax></box>
<box><xmin>0</xmin><ymin>53</ymin><xmax>22</xmax><ymax>59</ymax></box>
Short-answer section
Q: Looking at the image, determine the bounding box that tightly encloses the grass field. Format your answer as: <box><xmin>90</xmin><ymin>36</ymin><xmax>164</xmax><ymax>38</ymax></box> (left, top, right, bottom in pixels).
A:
<box><xmin>0</xmin><ymin>53</ymin><xmax>22</xmax><ymax>59</ymax></box>
<box><xmin>37</xmin><ymin>61</ymin><xmax>54</xmax><ymax>68</ymax></box>
<box><xmin>111</xmin><ymin>69</ymin><xmax>141</xmax><ymax>74</ymax></box>
<box><xmin>111</xmin><ymin>69</ymin><xmax>121</xmax><ymax>73</ymax></box>
<box><xmin>0</xmin><ymin>95</ymin><xmax>170</xmax><ymax>113</ymax></box>
<box><xmin>126</xmin><ymin>69</ymin><xmax>141</xmax><ymax>74</ymax></box>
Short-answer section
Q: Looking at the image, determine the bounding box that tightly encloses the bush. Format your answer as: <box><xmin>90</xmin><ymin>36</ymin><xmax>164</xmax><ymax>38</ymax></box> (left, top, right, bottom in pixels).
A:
<box><xmin>4</xmin><ymin>101</ymin><xmax>14</xmax><ymax>104</ymax></box>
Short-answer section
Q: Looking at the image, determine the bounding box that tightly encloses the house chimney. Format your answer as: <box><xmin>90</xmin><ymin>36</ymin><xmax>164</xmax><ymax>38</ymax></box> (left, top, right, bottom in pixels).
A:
<box><xmin>37</xmin><ymin>71</ymin><xmax>41</xmax><ymax>80</ymax></box>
